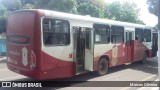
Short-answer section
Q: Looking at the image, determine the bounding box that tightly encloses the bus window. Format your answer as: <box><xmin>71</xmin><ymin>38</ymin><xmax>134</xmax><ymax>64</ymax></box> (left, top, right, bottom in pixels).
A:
<box><xmin>135</xmin><ymin>28</ymin><xmax>143</xmax><ymax>42</ymax></box>
<box><xmin>111</xmin><ymin>26</ymin><xmax>124</xmax><ymax>44</ymax></box>
<box><xmin>43</xmin><ymin>18</ymin><xmax>70</xmax><ymax>46</ymax></box>
<box><xmin>93</xmin><ymin>24</ymin><xmax>110</xmax><ymax>44</ymax></box>
<box><xmin>143</xmin><ymin>29</ymin><xmax>151</xmax><ymax>42</ymax></box>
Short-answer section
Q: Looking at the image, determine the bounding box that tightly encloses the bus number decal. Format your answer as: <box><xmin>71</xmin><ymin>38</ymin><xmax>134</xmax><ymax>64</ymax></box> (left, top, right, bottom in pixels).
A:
<box><xmin>112</xmin><ymin>46</ymin><xmax>118</xmax><ymax>66</ymax></box>
<box><xmin>22</xmin><ymin>47</ymin><xmax>28</xmax><ymax>66</ymax></box>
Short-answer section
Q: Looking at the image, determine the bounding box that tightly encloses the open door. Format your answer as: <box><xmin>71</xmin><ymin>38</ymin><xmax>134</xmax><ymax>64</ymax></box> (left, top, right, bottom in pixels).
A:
<box><xmin>84</xmin><ymin>28</ymin><xmax>94</xmax><ymax>71</ymax></box>
<box><xmin>73</xmin><ymin>27</ymin><xmax>94</xmax><ymax>74</ymax></box>
<box><xmin>125</xmin><ymin>31</ymin><xmax>134</xmax><ymax>62</ymax></box>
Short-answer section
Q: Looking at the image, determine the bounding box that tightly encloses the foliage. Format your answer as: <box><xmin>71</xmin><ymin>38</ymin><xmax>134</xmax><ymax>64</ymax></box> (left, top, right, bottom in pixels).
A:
<box><xmin>147</xmin><ymin>0</ymin><xmax>157</xmax><ymax>16</ymax></box>
<box><xmin>0</xmin><ymin>19</ymin><xmax>6</xmax><ymax>34</ymax></box>
<box><xmin>0</xmin><ymin>0</ymin><xmax>21</xmax><ymax>11</ymax></box>
<box><xmin>0</xmin><ymin>3</ymin><xmax>7</xmax><ymax>19</ymax></box>
<box><xmin>0</xmin><ymin>0</ymin><xmax>35</xmax><ymax>33</ymax></box>
<box><xmin>105</xmin><ymin>1</ymin><xmax>143</xmax><ymax>24</ymax></box>
<box><xmin>77</xmin><ymin>3</ymin><xmax>101</xmax><ymax>17</ymax></box>
<box><xmin>0</xmin><ymin>0</ymin><xmax>144</xmax><ymax>23</ymax></box>
<box><xmin>34</xmin><ymin>0</ymin><xmax>77</xmax><ymax>13</ymax></box>
<box><xmin>0</xmin><ymin>3</ymin><xmax>7</xmax><ymax>33</ymax></box>
<box><xmin>77</xmin><ymin>0</ymin><xmax>106</xmax><ymax>18</ymax></box>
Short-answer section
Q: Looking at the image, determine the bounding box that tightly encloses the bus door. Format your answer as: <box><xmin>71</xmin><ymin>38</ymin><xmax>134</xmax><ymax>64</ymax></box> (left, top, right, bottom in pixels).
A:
<box><xmin>84</xmin><ymin>28</ymin><xmax>94</xmax><ymax>71</ymax></box>
<box><xmin>125</xmin><ymin>31</ymin><xmax>134</xmax><ymax>62</ymax></box>
<box><xmin>152</xmin><ymin>33</ymin><xmax>158</xmax><ymax>57</ymax></box>
<box><xmin>73</xmin><ymin>27</ymin><xmax>94</xmax><ymax>74</ymax></box>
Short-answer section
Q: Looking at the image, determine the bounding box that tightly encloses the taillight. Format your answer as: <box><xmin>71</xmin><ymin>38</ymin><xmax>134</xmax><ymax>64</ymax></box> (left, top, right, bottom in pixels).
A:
<box><xmin>30</xmin><ymin>51</ymin><xmax>36</xmax><ymax>69</ymax></box>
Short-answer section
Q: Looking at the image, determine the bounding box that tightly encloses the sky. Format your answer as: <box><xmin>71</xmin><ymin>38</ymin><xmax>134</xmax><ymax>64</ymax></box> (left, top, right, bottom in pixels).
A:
<box><xmin>104</xmin><ymin>0</ymin><xmax>158</xmax><ymax>26</ymax></box>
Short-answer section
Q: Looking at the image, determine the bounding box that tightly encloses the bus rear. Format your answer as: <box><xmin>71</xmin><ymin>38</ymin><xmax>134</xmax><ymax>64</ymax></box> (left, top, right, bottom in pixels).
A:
<box><xmin>6</xmin><ymin>10</ymin><xmax>42</xmax><ymax>79</ymax></box>
<box><xmin>6</xmin><ymin>10</ymin><xmax>75</xmax><ymax>80</ymax></box>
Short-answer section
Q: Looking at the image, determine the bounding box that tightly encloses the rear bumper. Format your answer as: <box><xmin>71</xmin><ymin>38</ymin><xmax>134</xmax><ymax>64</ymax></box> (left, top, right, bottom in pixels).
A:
<box><xmin>7</xmin><ymin>63</ymin><xmax>41</xmax><ymax>80</ymax></box>
<box><xmin>7</xmin><ymin>62</ymin><xmax>75</xmax><ymax>80</ymax></box>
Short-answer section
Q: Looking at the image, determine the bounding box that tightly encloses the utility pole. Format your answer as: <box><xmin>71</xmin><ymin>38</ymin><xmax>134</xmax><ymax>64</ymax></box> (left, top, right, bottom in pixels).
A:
<box><xmin>158</xmin><ymin>0</ymin><xmax>160</xmax><ymax>79</ymax></box>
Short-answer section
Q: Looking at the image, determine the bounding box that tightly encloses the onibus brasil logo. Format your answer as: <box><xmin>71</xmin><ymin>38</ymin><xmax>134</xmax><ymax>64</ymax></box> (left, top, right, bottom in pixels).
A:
<box><xmin>2</xmin><ymin>82</ymin><xmax>42</xmax><ymax>87</ymax></box>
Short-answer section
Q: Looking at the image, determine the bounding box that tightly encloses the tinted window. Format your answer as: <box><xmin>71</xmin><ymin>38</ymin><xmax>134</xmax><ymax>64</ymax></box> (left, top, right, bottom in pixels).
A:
<box><xmin>43</xmin><ymin>18</ymin><xmax>70</xmax><ymax>46</ymax></box>
<box><xmin>144</xmin><ymin>29</ymin><xmax>151</xmax><ymax>42</ymax></box>
<box><xmin>94</xmin><ymin>24</ymin><xmax>110</xmax><ymax>44</ymax></box>
<box><xmin>111</xmin><ymin>26</ymin><xmax>124</xmax><ymax>44</ymax></box>
<box><xmin>135</xmin><ymin>28</ymin><xmax>143</xmax><ymax>42</ymax></box>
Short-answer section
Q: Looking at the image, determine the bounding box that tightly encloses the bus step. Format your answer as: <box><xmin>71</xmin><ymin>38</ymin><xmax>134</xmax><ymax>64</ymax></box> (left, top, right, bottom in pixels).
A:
<box><xmin>76</xmin><ymin>70</ymin><xmax>89</xmax><ymax>75</ymax></box>
<box><xmin>77</xmin><ymin>65</ymin><xmax>84</xmax><ymax>71</ymax></box>
<box><xmin>124</xmin><ymin>62</ymin><xmax>132</xmax><ymax>65</ymax></box>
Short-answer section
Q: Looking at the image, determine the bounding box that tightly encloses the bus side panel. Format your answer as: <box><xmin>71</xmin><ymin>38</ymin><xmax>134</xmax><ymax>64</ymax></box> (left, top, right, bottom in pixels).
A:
<box><xmin>108</xmin><ymin>44</ymin><xmax>126</xmax><ymax>67</ymax></box>
<box><xmin>40</xmin><ymin>51</ymin><xmax>75</xmax><ymax>79</ymax></box>
<box><xmin>133</xmin><ymin>41</ymin><xmax>150</xmax><ymax>61</ymax></box>
<box><xmin>93</xmin><ymin>43</ymin><xmax>126</xmax><ymax>70</ymax></box>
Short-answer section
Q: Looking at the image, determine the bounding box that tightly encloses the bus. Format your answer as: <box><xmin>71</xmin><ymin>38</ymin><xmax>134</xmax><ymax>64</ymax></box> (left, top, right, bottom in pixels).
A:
<box><xmin>6</xmin><ymin>9</ymin><xmax>154</xmax><ymax>80</ymax></box>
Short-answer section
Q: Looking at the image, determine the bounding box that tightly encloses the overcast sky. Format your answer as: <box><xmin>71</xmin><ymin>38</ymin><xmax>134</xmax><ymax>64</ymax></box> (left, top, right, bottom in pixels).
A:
<box><xmin>104</xmin><ymin>0</ymin><xmax>158</xmax><ymax>26</ymax></box>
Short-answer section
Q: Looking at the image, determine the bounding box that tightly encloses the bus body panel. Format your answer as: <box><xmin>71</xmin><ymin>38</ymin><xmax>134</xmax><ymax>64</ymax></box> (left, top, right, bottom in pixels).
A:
<box><xmin>94</xmin><ymin>43</ymin><xmax>126</xmax><ymax>68</ymax></box>
<box><xmin>7</xmin><ymin>11</ymin><xmax>35</xmax><ymax>69</ymax></box>
<box><xmin>7</xmin><ymin>10</ymin><xmax>45</xmax><ymax>79</ymax></box>
<box><xmin>93</xmin><ymin>41</ymin><xmax>151</xmax><ymax>71</ymax></box>
<box><xmin>41</xmin><ymin>51</ymin><xmax>75</xmax><ymax>79</ymax></box>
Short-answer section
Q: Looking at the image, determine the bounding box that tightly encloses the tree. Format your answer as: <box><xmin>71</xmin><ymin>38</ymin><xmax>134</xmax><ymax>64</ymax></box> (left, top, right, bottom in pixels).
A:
<box><xmin>34</xmin><ymin>0</ymin><xmax>77</xmax><ymax>13</ymax></box>
<box><xmin>0</xmin><ymin>3</ymin><xmax>7</xmax><ymax>33</ymax></box>
<box><xmin>147</xmin><ymin>0</ymin><xmax>157</xmax><ymax>16</ymax></box>
<box><xmin>77</xmin><ymin>0</ymin><xmax>106</xmax><ymax>18</ymax></box>
<box><xmin>0</xmin><ymin>0</ymin><xmax>144</xmax><ymax>25</ymax></box>
<box><xmin>77</xmin><ymin>3</ymin><xmax>101</xmax><ymax>17</ymax></box>
<box><xmin>0</xmin><ymin>3</ymin><xmax>7</xmax><ymax>19</ymax></box>
<box><xmin>105</xmin><ymin>1</ymin><xmax>144</xmax><ymax>24</ymax></box>
<box><xmin>0</xmin><ymin>0</ymin><xmax>35</xmax><ymax>12</ymax></box>
<box><xmin>21</xmin><ymin>0</ymin><xmax>35</xmax><ymax>5</ymax></box>
<box><xmin>21</xmin><ymin>0</ymin><xmax>35</xmax><ymax>9</ymax></box>
<box><xmin>0</xmin><ymin>0</ymin><xmax>35</xmax><ymax>34</ymax></box>
<box><xmin>0</xmin><ymin>0</ymin><xmax>21</xmax><ymax>12</ymax></box>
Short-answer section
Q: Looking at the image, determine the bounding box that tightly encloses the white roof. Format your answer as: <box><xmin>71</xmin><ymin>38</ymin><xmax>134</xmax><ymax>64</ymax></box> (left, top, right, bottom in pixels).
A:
<box><xmin>39</xmin><ymin>9</ymin><xmax>153</xmax><ymax>29</ymax></box>
<box><xmin>11</xmin><ymin>9</ymin><xmax>153</xmax><ymax>29</ymax></box>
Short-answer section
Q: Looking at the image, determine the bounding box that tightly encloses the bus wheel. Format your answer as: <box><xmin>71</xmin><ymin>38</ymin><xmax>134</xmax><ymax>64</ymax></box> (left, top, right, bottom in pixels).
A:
<box><xmin>141</xmin><ymin>53</ymin><xmax>148</xmax><ymax>64</ymax></box>
<box><xmin>97</xmin><ymin>58</ymin><xmax>109</xmax><ymax>76</ymax></box>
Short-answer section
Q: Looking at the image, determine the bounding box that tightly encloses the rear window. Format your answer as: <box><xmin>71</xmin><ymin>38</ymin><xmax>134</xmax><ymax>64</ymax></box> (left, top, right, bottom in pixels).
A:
<box><xmin>43</xmin><ymin>18</ymin><xmax>70</xmax><ymax>46</ymax></box>
<box><xmin>7</xmin><ymin>35</ymin><xmax>31</xmax><ymax>44</ymax></box>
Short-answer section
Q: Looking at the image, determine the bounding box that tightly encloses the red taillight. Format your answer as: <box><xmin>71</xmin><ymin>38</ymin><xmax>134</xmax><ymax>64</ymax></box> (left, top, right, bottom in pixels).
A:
<box><xmin>30</xmin><ymin>51</ymin><xmax>36</xmax><ymax>69</ymax></box>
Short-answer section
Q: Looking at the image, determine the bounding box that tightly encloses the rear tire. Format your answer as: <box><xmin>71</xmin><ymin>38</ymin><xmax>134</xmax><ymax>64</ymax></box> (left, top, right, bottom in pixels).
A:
<box><xmin>97</xmin><ymin>58</ymin><xmax>109</xmax><ymax>76</ymax></box>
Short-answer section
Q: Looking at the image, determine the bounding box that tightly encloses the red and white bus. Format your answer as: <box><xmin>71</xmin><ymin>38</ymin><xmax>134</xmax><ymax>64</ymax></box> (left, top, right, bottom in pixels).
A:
<box><xmin>7</xmin><ymin>9</ymin><xmax>154</xmax><ymax>80</ymax></box>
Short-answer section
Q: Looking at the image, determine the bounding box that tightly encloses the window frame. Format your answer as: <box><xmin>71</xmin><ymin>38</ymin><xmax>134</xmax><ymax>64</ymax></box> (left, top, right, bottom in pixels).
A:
<box><xmin>135</xmin><ymin>28</ymin><xmax>143</xmax><ymax>42</ymax></box>
<box><xmin>93</xmin><ymin>24</ymin><xmax>110</xmax><ymax>44</ymax></box>
<box><xmin>111</xmin><ymin>25</ymin><xmax>124</xmax><ymax>44</ymax></box>
<box><xmin>42</xmin><ymin>17</ymin><xmax>70</xmax><ymax>46</ymax></box>
<box><xmin>143</xmin><ymin>29</ymin><xmax>151</xmax><ymax>42</ymax></box>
